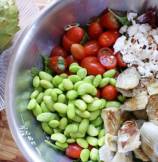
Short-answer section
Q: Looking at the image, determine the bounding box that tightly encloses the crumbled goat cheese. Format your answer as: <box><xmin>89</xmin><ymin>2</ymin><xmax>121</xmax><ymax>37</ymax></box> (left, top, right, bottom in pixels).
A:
<box><xmin>114</xmin><ymin>22</ymin><xmax>158</xmax><ymax>78</ymax></box>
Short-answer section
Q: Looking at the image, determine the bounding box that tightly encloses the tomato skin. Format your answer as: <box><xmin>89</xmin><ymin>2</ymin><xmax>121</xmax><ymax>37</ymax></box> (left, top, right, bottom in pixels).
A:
<box><xmin>88</xmin><ymin>22</ymin><xmax>103</xmax><ymax>39</ymax></box>
<box><xmin>98</xmin><ymin>31</ymin><xmax>119</xmax><ymax>47</ymax></box>
<box><xmin>84</xmin><ymin>41</ymin><xmax>100</xmax><ymax>56</ymax></box>
<box><xmin>101</xmin><ymin>85</ymin><xmax>118</xmax><ymax>101</ymax></box>
<box><xmin>66</xmin><ymin>27</ymin><xmax>84</xmax><ymax>43</ymax></box>
<box><xmin>96</xmin><ymin>89</ymin><xmax>101</xmax><ymax>98</ymax></box>
<box><xmin>50</xmin><ymin>46</ymin><xmax>67</xmax><ymax>58</ymax></box>
<box><xmin>66</xmin><ymin>144</ymin><xmax>82</xmax><ymax>159</ymax></box>
<box><xmin>115</xmin><ymin>52</ymin><xmax>127</xmax><ymax>68</ymax></box>
<box><xmin>49</xmin><ymin>56</ymin><xmax>67</xmax><ymax>74</ymax></box>
<box><xmin>71</xmin><ymin>44</ymin><xmax>86</xmax><ymax>60</ymax></box>
<box><xmin>62</xmin><ymin>35</ymin><xmax>75</xmax><ymax>51</ymax></box>
<box><xmin>81</xmin><ymin>57</ymin><xmax>105</xmax><ymax>75</ymax></box>
<box><xmin>66</xmin><ymin>55</ymin><xmax>76</xmax><ymax>66</ymax></box>
<box><xmin>98</xmin><ymin>47</ymin><xmax>113</xmax><ymax>58</ymax></box>
<box><xmin>100</xmin><ymin>12</ymin><xmax>120</xmax><ymax>30</ymax></box>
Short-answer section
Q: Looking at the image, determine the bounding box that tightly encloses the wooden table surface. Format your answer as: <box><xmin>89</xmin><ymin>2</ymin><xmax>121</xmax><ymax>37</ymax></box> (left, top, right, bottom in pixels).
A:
<box><xmin>0</xmin><ymin>1</ymin><xmax>49</xmax><ymax>161</ymax></box>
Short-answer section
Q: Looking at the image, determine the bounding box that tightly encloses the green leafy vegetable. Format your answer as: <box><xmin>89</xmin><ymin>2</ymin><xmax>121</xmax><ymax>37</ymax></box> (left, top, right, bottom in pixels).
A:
<box><xmin>41</xmin><ymin>55</ymin><xmax>53</xmax><ymax>74</ymax></box>
<box><xmin>80</xmin><ymin>32</ymin><xmax>89</xmax><ymax>45</ymax></box>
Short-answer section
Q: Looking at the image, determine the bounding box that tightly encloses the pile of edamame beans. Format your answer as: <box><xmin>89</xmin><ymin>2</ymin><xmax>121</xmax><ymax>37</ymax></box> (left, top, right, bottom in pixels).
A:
<box><xmin>27</xmin><ymin>63</ymin><xmax>121</xmax><ymax>161</ymax></box>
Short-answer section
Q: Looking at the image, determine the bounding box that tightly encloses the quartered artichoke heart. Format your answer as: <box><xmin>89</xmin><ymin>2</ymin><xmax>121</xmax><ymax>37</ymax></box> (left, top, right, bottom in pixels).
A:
<box><xmin>134</xmin><ymin>147</ymin><xmax>150</xmax><ymax>162</ymax></box>
<box><xmin>140</xmin><ymin>122</ymin><xmax>158</xmax><ymax>162</ymax></box>
<box><xmin>147</xmin><ymin>81</ymin><xmax>158</xmax><ymax>96</ymax></box>
<box><xmin>116</xmin><ymin>67</ymin><xmax>140</xmax><ymax>90</ymax></box>
<box><xmin>118</xmin><ymin>120</ymin><xmax>141</xmax><ymax>153</ymax></box>
<box><xmin>102</xmin><ymin>107</ymin><xmax>121</xmax><ymax>136</ymax></box>
<box><xmin>111</xmin><ymin>152</ymin><xmax>133</xmax><ymax>162</ymax></box>
<box><xmin>146</xmin><ymin>95</ymin><xmax>158</xmax><ymax>125</ymax></box>
<box><xmin>120</xmin><ymin>91</ymin><xmax>148</xmax><ymax>111</ymax></box>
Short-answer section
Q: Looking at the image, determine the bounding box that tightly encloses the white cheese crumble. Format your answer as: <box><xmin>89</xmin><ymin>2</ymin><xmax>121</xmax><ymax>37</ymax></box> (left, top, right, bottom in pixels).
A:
<box><xmin>114</xmin><ymin>21</ymin><xmax>158</xmax><ymax>78</ymax></box>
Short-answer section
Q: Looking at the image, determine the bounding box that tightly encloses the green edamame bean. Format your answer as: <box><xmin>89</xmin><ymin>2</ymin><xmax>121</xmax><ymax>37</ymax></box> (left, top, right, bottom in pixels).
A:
<box><xmin>67</xmin><ymin>139</ymin><xmax>75</xmax><ymax>143</ymax></box>
<box><xmin>37</xmin><ymin>112</ymin><xmax>57</xmax><ymax>122</ymax></box>
<box><xmin>58</xmin><ymin>94</ymin><xmax>66</xmax><ymax>103</ymax></box>
<box><xmin>69</xmin><ymin>63</ymin><xmax>80</xmax><ymax>73</ymax></box>
<box><xmin>89</xmin><ymin>110</ymin><xmax>100</xmax><ymax>121</ymax></box>
<box><xmin>35</xmin><ymin>87</ymin><xmax>43</xmax><ymax>92</ymax></box>
<box><xmin>77</xmin><ymin>138</ymin><xmax>88</xmax><ymax>149</ymax></box>
<box><xmin>91</xmin><ymin>117</ymin><xmax>103</xmax><ymax>127</ymax></box>
<box><xmin>82</xmin><ymin>95</ymin><xmax>93</xmax><ymax>103</ymax></box>
<box><xmin>90</xmin><ymin>148</ymin><xmax>99</xmax><ymax>161</ymax></box>
<box><xmin>100</xmin><ymin>99</ymin><xmax>107</xmax><ymax>109</ymax></box>
<box><xmin>79</xmin><ymin>119</ymin><xmax>89</xmax><ymax>133</ymax></box>
<box><xmin>87</xmin><ymin>137</ymin><xmax>98</xmax><ymax>146</ymax></box>
<box><xmin>63</xmin><ymin>79</ymin><xmax>74</xmax><ymax>90</ymax></box>
<box><xmin>77</xmin><ymin>68</ymin><xmax>87</xmax><ymax>79</ymax></box>
<box><xmin>72</xmin><ymin>116</ymin><xmax>82</xmax><ymax>123</ymax></box>
<box><xmin>53</xmin><ymin>129</ymin><xmax>60</xmax><ymax>133</ymax></box>
<box><xmin>74</xmin><ymin>81</ymin><xmax>84</xmax><ymax>90</ymax></box>
<box><xmin>98</xmin><ymin>129</ymin><xmax>105</xmax><ymax>138</ymax></box>
<box><xmin>49</xmin><ymin>120</ymin><xmax>59</xmax><ymax>128</ymax></box>
<box><xmin>118</xmin><ymin>95</ymin><xmax>126</xmax><ymax>103</ymax></box>
<box><xmin>58</xmin><ymin>83</ymin><xmax>65</xmax><ymax>91</ymax></box>
<box><xmin>80</xmin><ymin>149</ymin><xmax>90</xmax><ymax>162</ymax></box>
<box><xmin>30</xmin><ymin>90</ymin><xmax>39</xmax><ymax>99</ymax></box>
<box><xmin>84</xmin><ymin>76</ymin><xmax>95</xmax><ymax>83</ymax></box>
<box><xmin>103</xmin><ymin>69</ymin><xmax>116</xmax><ymax>78</ymax></box>
<box><xmin>51</xmin><ymin>133</ymin><xmax>66</xmax><ymax>143</ymax></box>
<box><xmin>50</xmin><ymin>91</ymin><xmax>58</xmax><ymax>102</ymax></box>
<box><xmin>75</xmin><ymin>99</ymin><xmax>87</xmax><ymax>111</ymax></box>
<box><xmin>53</xmin><ymin>103</ymin><xmax>67</xmax><ymax>114</ymax></box>
<box><xmin>52</xmin><ymin>88</ymin><xmax>63</xmax><ymax>95</ymax></box>
<box><xmin>40</xmin><ymin>80</ymin><xmax>53</xmax><ymax>89</ymax></box>
<box><xmin>41</xmin><ymin>122</ymin><xmax>53</xmax><ymax>135</ymax></box>
<box><xmin>76</xmin><ymin>110</ymin><xmax>90</xmax><ymax>118</ymax></box>
<box><xmin>36</xmin><ymin>92</ymin><xmax>44</xmax><ymax>104</ymax></box>
<box><xmin>52</xmin><ymin>75</ymin><xmax>63</xmax><ymax>87</ymax></box>
<box><xmin>45</xmin><ymin>140</ymin><xmax>65</xmax><ymax>151</ymax></box>
<box><xmin>78</xmin><ymin>83</ymin><xmax>97</xmax><ymax>96</ymax></box>
<box><xmin>55</xmin><ymin>142</ymin><xmax>68</xmax><ymax>149</ymax></box>
<box><xmin>109</xmin><ymin>78</ymin><xmax>116</xmax><ymax>86</ymax></box>
<box><xmin>72</xmin><ymin>132</ymin><xmax>85</xmax><ymax>138</ymax></box>
<box><xmin>69</xmin><ymin>75</ymin><xmax>81</xmax><ymax>83</ymax></box>
<box><xmin>65</xmin><ymin>124</ymin><xmax>78</xmax><ymax>135</ymax></box>
<box><xmin>59</xmin><ymin>117</ymin><xmax>68</xmax><ymax>130</ymax></box>
<box><xmin>106</xmin><ymin>101</ymin><xmax>121</xmax><ymax>108</ymax></box>
<box><xmin>66</xmin><ymin>90</ymin><xmax>78</xmax><ymax>100</ymax></box>
<box><xmin>67</xmin><ymin>103</ymin><xmax>75</xmax><ymax>119</ymax></box>
<box><xmin>34</xmin><ymin>104</ymin><xmax>42</xmax><ymax>116</ymax></box>
<box><xmin>33</xmin><ymin>76</ymin><xmax>40</xmax><ymax>88</ymax></box>
<box><xmin>87</xmin><ymin>125</ymin><xmax>99</xmax><ymax>136</ymax></box>
<box><xmin>93</xmin><ymin>75</ymin><xmax>102</xmax><ymax>87</ymax></box>
<box><xmin>44</xmin><ymin>89</ymin><xmax>53</xmax><ymax>96</ymax></box>
<box><xmin>98</xmin><ymin>136</ymin><xmax>105</xmax><ymax>146</ymax></box>
<box><xmin>27</xmin><ymin>99</ymin><xmax>37</xmax><ymax>110</ymax></box>
<box><xmin>39</xmin><ymin>71</ymin><xmax>53</xmax><ymax>81</ymax></box>
<box><xmin>60</xmin><ymin>73</ymin><xmax>68</xmax><ymax>78</ymax></box>
<box><xmin>43</xmin><ymin>96</ymin><xmax>54</xmax><ymax>112</ymax></box>
<box><xmin>41</xmin><ymin>102</ymin><xmax>49</xmax><ymax>112</ymax></box>
<box><xmin>99</xmin><ymin>78</ymin><xmax>110</xmax><ymax>88</ymax></box>
<box><xmin>88</xmin><ymin>100</ymin><xmax>103</xmax><ymax>111</ymax></box>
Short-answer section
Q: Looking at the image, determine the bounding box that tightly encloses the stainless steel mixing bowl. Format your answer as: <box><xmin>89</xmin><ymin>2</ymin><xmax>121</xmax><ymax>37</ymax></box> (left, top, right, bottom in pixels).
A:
<box><xmin>5</xmin><ymin>0</ymin><xmax>158</xmax><ymax>161</ymax></box>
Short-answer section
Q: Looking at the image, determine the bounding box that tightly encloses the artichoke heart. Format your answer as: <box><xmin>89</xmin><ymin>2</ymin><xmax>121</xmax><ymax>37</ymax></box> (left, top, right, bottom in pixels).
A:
<box><xmin>118</xmin><ymin>120</ymin><xmax>141</xmax><ymax>153</ymax></box>
<box><xmin>102</xmin><ymin>107</ymin><xmax>121</xmax><ymax>136</ymax></box>
<box><xmin>111</xmin><ymin>152</ymin><xmax>133</xmax><ymax>162</ymax></box>
<box><xmin>147</xmin><ymin>81</ymin><xmax>158</xmax><ymax>96</ymax></box>
<box><xmin>134</xmin><ymin>147</ymin><xmax>150</xmax><ymax>162</ymax></box>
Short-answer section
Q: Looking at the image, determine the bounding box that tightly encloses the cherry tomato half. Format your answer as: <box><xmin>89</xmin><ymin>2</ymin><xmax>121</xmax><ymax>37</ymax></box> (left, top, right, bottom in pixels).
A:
<box><xmin>100</xmin><ymin>11</ymin><xmax>120</xmax><ymax>30</ymax></box>
<box><xmin>88</xmin><ymin>22</ymin><xmax>103</xmax><ymax>39</ymax></box>
<box><xmin>50</xmin><ymin>46</ymin><xmax>67</xmax><ymax>58</ymax></box>
<box><xmin>66</xmin><ymin>55</ymin><xmax>76</xmax><ymax>66</ymax></box>
<box><xmin>81</xmin><ymin>56</ymin><xmax>105</xmax><ymax>75</ymax></box>
<box><xmin>101</xmin><ymin>85</ymin><xmax>118</xmax><ymax>101</ymax></box>
<box><xmin>62</xmin><ymin>35</ymin><xmax>75</xmax><ymax>51</ymax></box>
<box><xmin>98</xmin><ymin>31</ymin><xmax>119</xmax><ymax>47</ymax></box>
<box><xmin>66</xmin><ymin>27</ymin><xmax>84</xmax><ymax>43</ymax></box>
<box><xmin>115</xmin><ymin>52</ymin><xmax>127</xmax><ymax>68</ymax></box>
<box><xmin>71</xmin><ymin>44</ymin><xmax>86</xmax><ymax>60</ymax></box>
<box><xmin>49</xmin><ymin>56</ymin><xmax>67</xmax><ymax>74</ymax></box>
<box><xmin>84</xmin><ymin>40</ymin><xmax>100</xmax><ymax>56</ymax></box>
<box><xmin>66</xmin><ymin>144</ymin><xmax>82</xmax><ymax>159</ymax></box>
<box><xmin>98</xmin><ymin>47</ymin><xmax>113</xmax><ymax>58</ymax></box>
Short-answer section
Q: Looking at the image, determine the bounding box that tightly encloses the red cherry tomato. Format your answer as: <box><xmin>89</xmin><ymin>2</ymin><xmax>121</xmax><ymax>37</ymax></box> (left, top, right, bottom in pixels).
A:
<box><xmin>50</xmin><ymin>46</ymin><xmax>67</xmax><ymax>58</ymax></box>
<box><xmin>66</xmin><ymin>144</ymin><xmax>82</xmax><ymax>159</ymax></box>
<box><xmin>100</xmin><ymin>11</ymin><xmax>120</xmax><ymax>30</ymax></box>
<box><xmin>62</xmin><ymin>35</ymin><xmax>75</xmax><ymax>51</ymax></box>
<box><xmin>96</xmin><ymin>89</ymin><xmax>101</xmax><ymax>98</ymax></box>
<box><xmin>81</xmin><ymin>57</ymin><xmax>105</xmax><ymax>75</ymax></box>
<box><xmin>71</xmin><ymin>44</ymin><xmax>86</xmax><ymax>60</ymax></box>
<box><xmin>49</xmin><ymin>56</ymin><xmax>67</xmax><ymax>74</ymax></box>
<box><xmin>98</xmin><ymin>31</ymin><xmax>119</xmax><ymax>47</ymax></box>
<box><xmin>115</xmin><ymin>52</ymin><xmax>127</xmax><ymax>68</ymax></box>
<box><xmin>66</xmin><ymin>55</ymin><xmax>76</xmax><ymax>66</ymax></box>
<box><xmin>84</xmin><ymin>41</ymin><xmax>100</xmax><ymax>56</ymax></box>
<box><xmin>66</xmin><ymin>27</ymin><xmax>84</xmax><ymax>43</ymax></box>
<box><xmin>98</xmin><ymin>48</ymin><xmax>113</xmax><ymax>58</ymax></box>
<box><xmin>101</xmin><ymin>85</ymin><xmax>118</xmax><ymax>101</ymax></box>
<box><xmin>88</xmin><ymin>22</ymin><xmax>103</xmax><ymax>39</ymax></box>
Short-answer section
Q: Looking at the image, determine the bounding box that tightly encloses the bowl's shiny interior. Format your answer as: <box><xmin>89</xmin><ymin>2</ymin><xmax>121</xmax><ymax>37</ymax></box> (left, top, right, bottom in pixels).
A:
<box><xmin>6</xmin><ymin>0</ymin><xmax>158</xmax><ymax>161</ymax></box>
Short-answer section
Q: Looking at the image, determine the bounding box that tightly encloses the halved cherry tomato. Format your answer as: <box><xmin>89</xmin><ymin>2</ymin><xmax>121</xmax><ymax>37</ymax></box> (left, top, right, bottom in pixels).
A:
<box><xmin>98</xmin><ymin>31</ymin><xmax>119</xmax><ymax>47</ymax></box>
<box><xmin>115</xmin><ymin>52</ymin><xmax>127</xmax><ymax>68</ymax></box>
<box><xmin>100</xmin><ymin>11</ymin><xmax>120</xmax><ymax>30</ymax></box>
<box><xmin>96</xmin><ymin>89</ymin><xmax>101</xmax><ymax>98</ymax></box>
<box><xmin>66</xmin><ymin>55</ymin><xmax>76</xmax><ymax>66</ymax></box>
<box><xmin>81</xmin><ymin>56</ymin><xmax>105</xmax><ymax>75</ymax></box>
<box><xmin>62</xmin><ymin>35</ymin><xmax>75</xmax><ymax>51</ymax></box>
<box><xmin>84</xmin><ymin>40</ymin><xmax>100</xmax><ymax>56</ymax></box>
<box><xmin>88</xmin><ymin>22</ymin><xmax>103</xmax><ymax>39</ymax></box>
<box><xmin>71</xmin><ymin>44</ymin><xmax>86</xmax><ymax>60</ymax></box>
<box><xmin>50</xmin><ymin>46</ymin><xmax>67</xmax><ymax>58</ymax></box>
<box><xmin>66</xmin><ymin>144</ymin><xmax>82</xmax><ymax>159</ymax></box>
<box><xmin>101</xmin><ymin>85</ymin><xmax>118</xmax><ymax>101</ymax></box>
<box><xmin>49</xmin><ymin>56</ymin><xmax>67</xmax><ymax>74</ymax></box>
<box><xmin>98</xmin><ymin>47</ymin><xmax>113</xmax><ymax>58</ymax></box>
<box><xmin>66</xmin><ymin>27</ymin><xmax>84</xmax><ymax>43</ymax></box>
